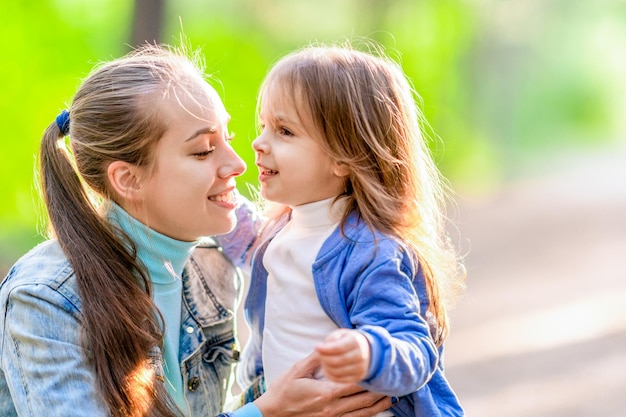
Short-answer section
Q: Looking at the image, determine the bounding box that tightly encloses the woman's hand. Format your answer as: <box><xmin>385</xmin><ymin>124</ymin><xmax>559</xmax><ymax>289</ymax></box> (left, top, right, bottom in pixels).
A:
<box><xmin>254</xmin><ymin>352</ymin><xmax>392</xmax><ymax>417</ymax></box>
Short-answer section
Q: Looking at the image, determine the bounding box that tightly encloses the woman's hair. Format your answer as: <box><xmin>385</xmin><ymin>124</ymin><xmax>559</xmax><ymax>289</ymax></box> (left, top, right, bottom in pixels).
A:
<box><xmin>39</xmin><ymin>44</ymin><xmax>207</xmax><ymax>417</ymax></box>
<box><xmin>259</xmin><ymin>43</ymin><xmax>465</xmax><ymax>346</ymax></box>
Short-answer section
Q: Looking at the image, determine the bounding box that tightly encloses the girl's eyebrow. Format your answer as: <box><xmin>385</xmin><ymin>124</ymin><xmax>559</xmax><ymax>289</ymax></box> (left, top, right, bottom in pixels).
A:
<box><xmin>185</xmin><ymin>126</ymin><xmax>216</xmax><ymax>142</ymax></box>
<box><xmin>260</xmin><ymin>112</ymin><xmax>293</xmax><ymax>125</ymax></box>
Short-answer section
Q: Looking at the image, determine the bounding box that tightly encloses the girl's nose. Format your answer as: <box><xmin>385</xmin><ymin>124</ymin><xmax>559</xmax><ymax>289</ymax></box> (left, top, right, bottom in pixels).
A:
<box><xmin>252</xmin><ymin>133</ymin><xmax>268</xmax><ymax>153</ymax></box>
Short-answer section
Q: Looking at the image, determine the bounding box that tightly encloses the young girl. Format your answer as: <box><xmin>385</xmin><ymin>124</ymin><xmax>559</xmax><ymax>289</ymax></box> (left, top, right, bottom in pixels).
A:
<box><xmin>239</xmin><ymin>44</ymin><xmax>465</xmax><ymax>417</ymax></box>
<box><xmin>0</xmin><ymin>44</ymin><xmax>392</xmax><ymax>417</ymax></box>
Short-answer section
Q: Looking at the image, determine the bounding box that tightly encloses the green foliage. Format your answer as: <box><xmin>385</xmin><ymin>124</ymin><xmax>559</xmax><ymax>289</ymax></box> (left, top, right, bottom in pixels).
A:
<box><xmin>0</xmin><ymin>0</ymin><xmax>622</xmax><ymax>271</ymax></box>
<box><xmin>0</xmin><ymin>0</ymin><xmax>133</xmax><ymax>269</ymax></box>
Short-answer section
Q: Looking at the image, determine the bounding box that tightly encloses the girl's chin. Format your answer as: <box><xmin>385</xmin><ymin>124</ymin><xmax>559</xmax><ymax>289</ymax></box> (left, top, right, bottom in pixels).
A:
<box><xmin>260</xmin><ymin>190</ymin><xmax>284</xmax><ymax>205</ymax></box>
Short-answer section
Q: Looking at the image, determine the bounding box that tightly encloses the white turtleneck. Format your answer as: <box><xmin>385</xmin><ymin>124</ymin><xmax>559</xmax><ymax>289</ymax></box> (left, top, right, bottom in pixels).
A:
<box><xmin>261</xmin><ymin>197</ymin><xmax>346</xmax><ymax>387</ymax></box>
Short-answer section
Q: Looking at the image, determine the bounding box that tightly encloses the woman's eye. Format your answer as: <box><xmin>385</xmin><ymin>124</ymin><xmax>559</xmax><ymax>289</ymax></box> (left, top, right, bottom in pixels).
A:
<box><xmin>225</xmin><ymin>132</ymin><xmax>235</xmax><ymax>142</ymax></box>
<box><xmin>193</xmin><ymin>146</ymin><xmax>216</xmax><ymax>158</ymax></box>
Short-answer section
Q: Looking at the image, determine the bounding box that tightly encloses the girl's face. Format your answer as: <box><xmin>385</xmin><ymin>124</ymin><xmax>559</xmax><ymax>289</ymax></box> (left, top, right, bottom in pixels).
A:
<box><xmin>130</xmin><ymin>83</ymin><xmax>246</xmax><ymax>241</ymax></box>
<box><xmin>252</xmin><ymin>89</ymin><xmax>347</xmax><ymax>207</ymax></box>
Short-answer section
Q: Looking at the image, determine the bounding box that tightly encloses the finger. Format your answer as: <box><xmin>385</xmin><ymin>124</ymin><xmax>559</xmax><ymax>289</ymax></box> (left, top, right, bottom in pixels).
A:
<box><xmin>336</xmin><ymin>392</ymin><xmax>391</xmax><ymax>417</ymax></box>
<box><xmin>324</xmin><ymin>329</ymin><xmax>347</xmax><ymax>343</ymax></box>
<box><xmin>289</xmin><ymin>351</ymin><xmax>321</xmax><ymax>378</ymax></box>
<box><xmin>320</xmin><ymin>354</ymin><xmax>367</xmax><ymax>379</ymax></box>
<box><xmin>329</xmin><ymin>382</ymin><xmax>369</xmax><ymax>398</ymax></box>
<box><xmin>319</xmin><ymin>351</ymin><xmax>359</xmax><ymax>367</ymax></box>
<box><xmin>317</xmin><ymin>339</ymin><xmax>352</xmax><ymax>355</ymax></box>
<box><xmin>322</xmin><ymin>365</ymin><xmax>364</xmax><ymax>383</ymax></box>
<box><xmin>326</xmin><ymin>374</ymin><xmax>361</xmax><ymax>384</ymax></box>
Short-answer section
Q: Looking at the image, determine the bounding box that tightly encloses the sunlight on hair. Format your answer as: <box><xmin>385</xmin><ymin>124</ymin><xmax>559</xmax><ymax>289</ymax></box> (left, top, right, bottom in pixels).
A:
<box><xmin>55</xmin><ymin>136</ymin><xmax>105</xmax><ymax>210</ymax></box>
<box><xmin>125</xmin><ymin>360</ymin><xmax>157</xmax><ymax>417</ymax></box>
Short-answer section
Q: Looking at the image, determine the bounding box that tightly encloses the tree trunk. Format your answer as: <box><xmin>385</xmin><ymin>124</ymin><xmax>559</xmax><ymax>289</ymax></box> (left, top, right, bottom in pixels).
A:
<box><xmin>130</xmin><ymin>0</ymin><xmax>165</xmax><ymax>49</ymax></box>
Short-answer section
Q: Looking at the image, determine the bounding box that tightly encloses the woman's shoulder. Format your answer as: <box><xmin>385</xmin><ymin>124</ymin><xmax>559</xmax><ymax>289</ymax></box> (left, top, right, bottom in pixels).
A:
<box><xmin>0</xmin><ymin>240</ymin><xmax>84</xmax><ymax>336</ymax></box>
<box><xmin>2</xmin><ymin>239</ymin><xmax>77</xmax><ymax>294</ymax></box>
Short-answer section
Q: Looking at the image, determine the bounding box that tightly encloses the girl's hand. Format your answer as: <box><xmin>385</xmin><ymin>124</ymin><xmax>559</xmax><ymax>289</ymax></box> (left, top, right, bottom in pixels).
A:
<box><xmin>254</xmin><ymin>352</ymin><xmax>391</xmax><ymax>417</ymax></box>
<box><xmin>315</xmin><ymin>329</ymin><xmax>371</xmax><ymax>383</ymax></box>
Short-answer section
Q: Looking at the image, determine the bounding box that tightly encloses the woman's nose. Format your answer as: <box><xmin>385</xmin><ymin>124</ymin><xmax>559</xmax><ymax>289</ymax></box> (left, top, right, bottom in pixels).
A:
<box><xmin>218</xmin><ymin>145</ymin><xmax>246</xmax><ymax>179</ymax></box>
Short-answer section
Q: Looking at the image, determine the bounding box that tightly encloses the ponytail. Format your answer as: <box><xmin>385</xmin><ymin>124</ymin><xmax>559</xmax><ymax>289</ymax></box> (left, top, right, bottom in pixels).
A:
<box><xmin>39</xmin><ymin>120</ymin><xmax>178</xmax><ymax>417</ymax></box>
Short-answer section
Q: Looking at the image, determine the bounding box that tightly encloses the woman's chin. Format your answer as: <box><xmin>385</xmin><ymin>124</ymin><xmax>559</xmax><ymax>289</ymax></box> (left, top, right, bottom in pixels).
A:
<box><xmin>206</xmin><ymin>217</ymin><xmax>237</xmax><ymax>237</ymax></box>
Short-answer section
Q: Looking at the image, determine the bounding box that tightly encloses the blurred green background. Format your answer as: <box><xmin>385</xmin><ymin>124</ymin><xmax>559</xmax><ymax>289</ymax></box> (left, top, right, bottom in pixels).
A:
<box><xmin>1</xmin><ymin>1</ymin><xmax>625</xmax><ymax>415</ymax></box>
<box><xmin>0</xmin><ymin>0</ymin><xmax>622</xmax><ymax>271</ymax></box>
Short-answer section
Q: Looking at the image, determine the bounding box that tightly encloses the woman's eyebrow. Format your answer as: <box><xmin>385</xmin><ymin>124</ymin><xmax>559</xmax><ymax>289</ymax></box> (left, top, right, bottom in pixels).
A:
<box><xmin>185</xmin><ymin>126</ymin><xmax>216</xmax><ymax>142</ymax></box>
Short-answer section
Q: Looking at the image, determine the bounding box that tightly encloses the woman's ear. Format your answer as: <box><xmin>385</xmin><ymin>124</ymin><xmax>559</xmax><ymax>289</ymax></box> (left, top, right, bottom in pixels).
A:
<box><xmin>107</xmin><ymin>161</ymin><xmax>143</xmax><ymax>202</ymax></box>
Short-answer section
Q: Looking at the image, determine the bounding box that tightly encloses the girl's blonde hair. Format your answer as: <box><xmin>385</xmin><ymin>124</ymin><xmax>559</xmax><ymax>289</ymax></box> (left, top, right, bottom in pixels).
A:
<box><xmin>40</xmin><ymin>44</ymin><xmax>207</xmax><ymax>417</ymax></box>
<box><xmin>259</xmin><ymin>43</ymin><xmax>465</xmax><ymax>345</ymax></box>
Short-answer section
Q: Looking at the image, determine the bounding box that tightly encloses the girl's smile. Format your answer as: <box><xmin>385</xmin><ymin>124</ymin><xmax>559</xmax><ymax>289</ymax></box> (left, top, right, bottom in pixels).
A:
<box><xmin>256</xmin><ymin>163</ymin><xmax>279</xmax><ymax>182</ymax></box>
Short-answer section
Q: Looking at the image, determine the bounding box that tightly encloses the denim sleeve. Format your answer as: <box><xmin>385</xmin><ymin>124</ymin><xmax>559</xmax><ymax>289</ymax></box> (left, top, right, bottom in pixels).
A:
<box><xmin>0</xmin><ymin>283</ymin><xmax>108</xmax><ymax>417</ymax></box>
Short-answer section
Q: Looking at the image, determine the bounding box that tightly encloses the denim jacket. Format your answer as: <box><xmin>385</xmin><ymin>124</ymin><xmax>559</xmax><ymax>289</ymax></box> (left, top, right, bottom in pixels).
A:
<box><xmin>240</xmin><ymin>211</ymin><xmax>464</xmax><ymax>417</ymax></box>
<box><xmin>0</xmin><ymin>238</ymin><xmax>241</xmax><ymax>417</ymax></box>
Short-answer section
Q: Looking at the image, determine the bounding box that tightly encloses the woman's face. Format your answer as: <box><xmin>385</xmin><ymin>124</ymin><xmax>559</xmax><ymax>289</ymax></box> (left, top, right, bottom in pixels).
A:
<box><xmin>130</xmin><ymin>82</ymin><xmax>246</xmax><ymax>241</ymax></box>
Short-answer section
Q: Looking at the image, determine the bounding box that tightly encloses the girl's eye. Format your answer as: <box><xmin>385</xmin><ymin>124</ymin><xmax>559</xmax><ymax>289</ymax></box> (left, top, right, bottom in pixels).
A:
<box><xmin>225</xmin><ymin>132</ymin><xmax>235</xmax><ymax>142</ymax></box>
<box><xmin>193</xmin><ymin>146</ymin><xmax>216</xmax><ymax>158</ymax></box>
<box><xmin>279</xmin><ymin>127</ymin><xmax>293</xmax><ymax>137</ymax></box>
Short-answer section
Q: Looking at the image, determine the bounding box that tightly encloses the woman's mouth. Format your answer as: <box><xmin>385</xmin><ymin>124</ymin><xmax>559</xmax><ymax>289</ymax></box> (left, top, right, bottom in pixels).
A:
<box><xmin>208</xmin><ymin>190</ymin><xmax>237</xmax><ymax>206</ymax></box>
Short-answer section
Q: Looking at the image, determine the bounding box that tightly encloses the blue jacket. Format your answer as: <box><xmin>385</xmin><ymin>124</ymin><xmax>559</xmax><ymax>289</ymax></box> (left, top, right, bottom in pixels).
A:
<box><xmin>240</xmin><ymin>211</ymin><xmax>464</xmax><ymax>417</ymax></box>
<box><xmin>0</xmin><ymin>238</ymin><xmax>240</xmax><ymax>417</ymax></box>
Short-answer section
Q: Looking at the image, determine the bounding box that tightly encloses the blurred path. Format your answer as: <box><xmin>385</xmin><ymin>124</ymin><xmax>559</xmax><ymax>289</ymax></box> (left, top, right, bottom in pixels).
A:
<box><xmin>445</xmin><ymin>145</ymin><xmax>626</xmax><ymax>416</ymax></box>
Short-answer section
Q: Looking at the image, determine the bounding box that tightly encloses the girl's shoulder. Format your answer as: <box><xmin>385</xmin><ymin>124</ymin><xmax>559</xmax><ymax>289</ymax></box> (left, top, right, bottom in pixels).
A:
<box><xmin>338</xmin><ymin>212</ymin><xmax>406</xmax><ymax>249</ymax></box>
<box><xmin>321</xmin><ymin>212</ymin><xmax>413</xmax><ymax>263</ymax></box>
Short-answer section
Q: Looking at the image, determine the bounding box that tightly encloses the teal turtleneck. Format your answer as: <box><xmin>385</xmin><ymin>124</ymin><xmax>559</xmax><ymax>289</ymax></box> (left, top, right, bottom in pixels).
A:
<box><xmin>107</xmin><ymin>203</ymin><xmax>198</xmax><ymax>415</ymax></box>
